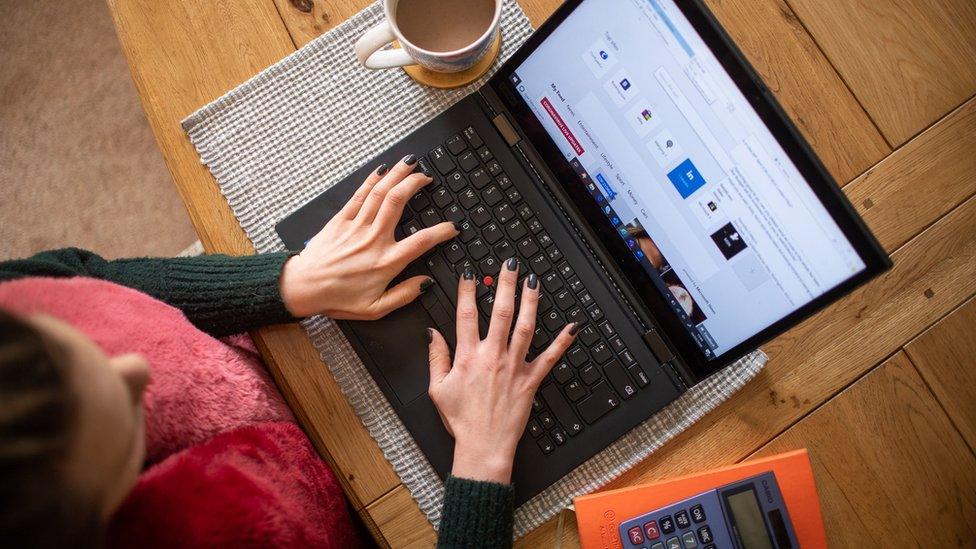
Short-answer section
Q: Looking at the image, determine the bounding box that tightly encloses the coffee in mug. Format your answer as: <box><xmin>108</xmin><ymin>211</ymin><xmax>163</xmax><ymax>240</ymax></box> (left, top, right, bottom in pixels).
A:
<box><xmin>354</xmin><ymin>0</ymin><xmax>503</xmax><ymax>73</ymax></box>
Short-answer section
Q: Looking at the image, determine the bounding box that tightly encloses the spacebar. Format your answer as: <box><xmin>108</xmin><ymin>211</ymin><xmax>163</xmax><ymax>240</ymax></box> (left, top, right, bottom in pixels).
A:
<box><xmin>425</xmin><ymin>254</ymin><xmax>458</xmax><ymax>309</ymax></box>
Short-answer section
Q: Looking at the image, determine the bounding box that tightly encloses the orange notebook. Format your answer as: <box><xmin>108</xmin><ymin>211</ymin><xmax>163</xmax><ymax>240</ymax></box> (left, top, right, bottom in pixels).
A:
<box><xmin>573</xmin><ymin>449</ymin><xmax>826</xmax><ymax>549</ymax></box>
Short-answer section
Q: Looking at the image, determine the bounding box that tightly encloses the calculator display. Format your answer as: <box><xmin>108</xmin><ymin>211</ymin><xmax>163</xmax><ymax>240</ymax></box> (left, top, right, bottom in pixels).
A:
<box><xmin>725</xmin><ymin>488</ymin><xmax>773</xmax><ymax>549</ymax></box>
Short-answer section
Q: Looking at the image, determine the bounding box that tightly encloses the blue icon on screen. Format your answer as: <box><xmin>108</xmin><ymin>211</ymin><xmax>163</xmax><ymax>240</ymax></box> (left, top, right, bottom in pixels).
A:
<box><xmin>635</xmin><ymin>250</ymin><xmax>645</xmax><ymax>260</ymax></box>
<box><xmin>667</xmin><ymin>158</ymin><xmax>707</xmax><ymax>199</ymax></box>
<box><xmin>596</xmin><ymin>194</ymin><xmax>605</xmax><ymax>203</ymax></box>
<box><xmin>595</xmin><ymin>173</ymin><xmax>617</xmax><ymax>200</ymax></box>
<box><xmin>600</xmin><ymin>50</ymin><xmax>609</xmax><ymax>60</ymax></box>
<box><xmin>620</xmin><ymin>79</ymin><xmax>631</xmax><ymax>91</ymax></box>
<box><xmin>626</xmin><ymin>239</ymin><xmax>637</xmax><ymax>249</ymax></box>
<box><xmin>603</xmin><ymin>205</ymin><xmax>612</xmax><ymax>215</ymax></box>
<box><xmin>618</xmin><ymin>227</ymin><xmax>629</xmax><ymax>237</ymax></box>
<box><xmin>611</xmin><ymin>216</ymin><xmax>620</xmax><ymax>225</ymax></box>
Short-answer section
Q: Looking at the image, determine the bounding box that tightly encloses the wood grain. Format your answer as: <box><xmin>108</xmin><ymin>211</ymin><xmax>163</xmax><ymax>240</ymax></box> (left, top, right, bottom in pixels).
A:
<box><xmin>844</xmin><ymin>96</ymin><xmax>976</xmax><ymax>250</ymax></box>
<box><xmin>786</xmin><ymin>0</ymin><xmax>976</xmax><ymax>146</ymax></box>
<box><xmin>753</xmin><ymin>352</ymin><xmax>976</xmax><ymax>548</ymax></box>
<box><xmin>272</xmin><ymin>0</ymin><xmax>368</xmax><ymax>47</ymax></box>
<box><xmin>107</xmin><ymin>0</ymin><xmax>400</xmax><ymax>517</ymax></box>
<box><xmin>366</xmin><ymin>484</ymin><xmax>438</xmax><ymax>548</ymax></box>
<box><xmin>519</xmin><ymin>194</ymin><xmax>976</xmax><ymax>547</ymax></box>
<box><xmin>905</xmin><ymin>297</ymin><xmax>976</xmax><ymax>452</ymax></box>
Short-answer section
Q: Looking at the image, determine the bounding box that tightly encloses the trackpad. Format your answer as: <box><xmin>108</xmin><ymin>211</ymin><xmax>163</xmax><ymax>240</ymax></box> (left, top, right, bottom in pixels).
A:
<box><xmin>346</xmin><ymin>303</ymin><xmax>432</xmax><ymax>406</ymax></box>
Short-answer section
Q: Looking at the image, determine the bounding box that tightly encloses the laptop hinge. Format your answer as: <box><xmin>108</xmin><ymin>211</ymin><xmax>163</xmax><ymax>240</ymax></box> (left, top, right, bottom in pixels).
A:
<box><xmin>642</xmin><ymin>329</ymin><xmax>674</xmax><ymax>364</ymax></box>
<box><xmin>492</xmin><ymin>113</ymin><xmax>521</xmax><ymax>146</ymax></box>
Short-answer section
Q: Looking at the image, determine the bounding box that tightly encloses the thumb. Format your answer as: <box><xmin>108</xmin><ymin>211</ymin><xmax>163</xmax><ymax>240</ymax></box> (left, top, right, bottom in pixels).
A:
<box><xmin>368</xmin><ymin>275</ymin><xmax>432</xmax><ymax>319</ymax></box>
<box><xmin>427</xmin><ymin>328</ymin><xmax>452</xmax><ymax>385</ymax></box>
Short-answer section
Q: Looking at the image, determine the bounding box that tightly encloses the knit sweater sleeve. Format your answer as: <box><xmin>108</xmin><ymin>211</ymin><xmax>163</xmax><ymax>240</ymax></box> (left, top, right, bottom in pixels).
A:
<box><xmin>437</xmin><ymin>476</ymin><xmax>514</xmax><ymax>548</ymax></box>
<box><xmin>0</xmin><ymin>248</ymin><xmax>296</xmax><ymax>337</ymax></box>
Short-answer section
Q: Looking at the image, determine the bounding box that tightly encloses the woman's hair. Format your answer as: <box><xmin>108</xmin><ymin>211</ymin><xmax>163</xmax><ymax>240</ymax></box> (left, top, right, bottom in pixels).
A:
<box><xmin>0</xmin><ymin>309</ymin><xmax>100</xmax><ymax>547</ymax></box>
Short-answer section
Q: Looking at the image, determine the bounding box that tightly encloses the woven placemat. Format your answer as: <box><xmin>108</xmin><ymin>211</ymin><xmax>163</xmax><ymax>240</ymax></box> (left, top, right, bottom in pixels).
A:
<box><xmin>182</xmin><ymin>0</ymin><xmax>766</xmax><ymax>537</ymax></box>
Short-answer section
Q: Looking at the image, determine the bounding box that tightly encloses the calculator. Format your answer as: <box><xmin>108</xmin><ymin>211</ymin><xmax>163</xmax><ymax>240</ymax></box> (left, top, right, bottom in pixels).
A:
<box><xmin>617</xmin><ymin>471</ymin><xmax>798</xmax><ymax>549</ymax></box>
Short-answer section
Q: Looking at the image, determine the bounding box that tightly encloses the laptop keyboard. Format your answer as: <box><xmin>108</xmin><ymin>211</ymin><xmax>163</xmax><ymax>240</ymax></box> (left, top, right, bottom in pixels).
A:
<box><xmin>396</xmin><ymin>126</ymin><xmax>657</xmax><ymax>456</ymax></box>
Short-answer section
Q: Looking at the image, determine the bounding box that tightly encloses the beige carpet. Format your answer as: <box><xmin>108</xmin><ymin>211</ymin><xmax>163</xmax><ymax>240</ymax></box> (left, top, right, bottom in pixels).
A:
<box><xmin>0</xmin><ymin>0</ymin><xmax>197</xmax><ymax>261</ymax></box>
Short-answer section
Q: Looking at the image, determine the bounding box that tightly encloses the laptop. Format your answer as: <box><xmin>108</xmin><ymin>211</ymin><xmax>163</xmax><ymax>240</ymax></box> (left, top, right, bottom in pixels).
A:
<box><xmin>276</xmin><ymin>0</ymin><xmax>891</xmax><ymax>505</ymax></box>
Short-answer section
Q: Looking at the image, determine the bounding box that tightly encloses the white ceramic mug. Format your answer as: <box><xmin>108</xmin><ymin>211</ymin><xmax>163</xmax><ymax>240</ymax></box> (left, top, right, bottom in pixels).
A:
<box><xmin>354</xmin><ymin>0</ymin><xmax>502</xmax><ymax>73</ymax></box>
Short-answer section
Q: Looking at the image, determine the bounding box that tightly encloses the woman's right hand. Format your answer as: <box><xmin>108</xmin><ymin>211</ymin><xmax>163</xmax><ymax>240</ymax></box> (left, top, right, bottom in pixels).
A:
<box><xmin>426</xmin><ymin>258</ymin><xmax>579</xmax><ymax>484</ymax></box>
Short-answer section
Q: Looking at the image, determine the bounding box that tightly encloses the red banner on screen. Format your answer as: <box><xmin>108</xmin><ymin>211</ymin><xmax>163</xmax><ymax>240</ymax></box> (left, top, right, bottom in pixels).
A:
<box><xmin>541</xmin><ymin>97</ymin><xmax>584</xmax><ymax>155</ymax></box>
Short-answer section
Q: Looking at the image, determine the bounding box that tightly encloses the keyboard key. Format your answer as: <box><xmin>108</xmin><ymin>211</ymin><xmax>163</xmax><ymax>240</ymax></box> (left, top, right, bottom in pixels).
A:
<box><xmin>496</xmin><ymin>173</ymin><xmax>513</xmax><ymax>189</ymax></box>
<box><xmin>471</xmin><ymin>205</ymin><xmax>491</xmax><ymax>227</ymax></box>
<box><xmin>444</xmin><ymin>242</ymin><xmax>465</xmax><ymax>264</ymax></box>
<box><xmin>579</xmin><ymin>364</ymin><xmax>601</xmax><ymax>385</ymax></box>
<box><xmin>557</xmin><ymin>262</ymin><xmax>573</xmax><ymax>279</ymax></box>
<box><xmin>541</xmin><ymin>383</ymin><xmax>584</xmax><ymax>437</ymax></box>
<box><xmin>598</xmin><ymin>320</ymin><xmax>615</xmax><ymax>337</ymax></box>
<box><xmin>578</xmin><ymin>290</ymin><xmax>594</xmax><ymax>307</ymax></box>
<box><xmin>432</xmin><ymin>186</ymin><xmax>452</xmax><ymax>208</ymax></box>
<box><xmin>527</xmin><ymin>419</ymin><xmax>543</xmax><ymax>438</ymax></box>
<box><xmin>576</xmin><ymin>382</ymin><xmax>619</xmax><ymax>424</ymax></box>
<box><xmin>430</xmin><ymin>146</ymin><xmax>454</xmax><ymax>174</ymax></box>
<box><xmin>529</xmin><ymin>253</ymin><xmax>551</xmax><ymax>274</ymax></box>
<box><xmin>476</xmin><ymin>146</ymin><xmax>493</xmax><ymax>162</ymax></box>
<box><xmin>536</xmin><ymin>231</ymin><xmax>553</xmax><ymax>247</ymax></box>
<box><xmin>566</xmin><ymin>307</ymin><xmax>586</xmax><ymax>326</ymax></box>
<box><xmin>516</xmin><ymin>203</ymin><xmax>534</xmax><ymax>220</ymax></box>
<box><xmin>551</xmin><ymin>427</ymin><xmax>567</xmax><ymax>446</ymax></box>
<box><xmin>444</xmin><ymin>204</ymin><xmax>464</xmax><ymax>222</ymax></box>
<box><xmin>471</xmin><ymin>168</ymin><xmax>492</xmax><ymax>189</ymax></box>
<box><xmin>542</xmin><ymin>310</ymin><xmax>563</xmax><ymax>332</ymax></box>
<box><xmin>409</xmin><ymin>192</ymin><xmax>430</xmax><ymax>211</ymax></box>
<box><xmin>479</xmin><ymin>256</ymin><xmax>500</xmax><ymax>275</ymax></box>
<box><xmin>578</xmin><ymin>325</ymin><xmax>600</xmax><ymax>346</ymax></box>
<box><xmin>567</xmin><ymin>275</ymin><xmax>584</xmax><ymax>293</ymax></box>
<box><xmin>608</xmin><ymin>336</ymin><xmax>625</xmax><ymax>353</ymax></box>
<box><xmin>446</xmin><ymin>171</ymin><xmax>467</xmax><ymax>192</ymax></box>
<box><xmin>604</xmin><ymin>360</ymin><xmax>637</xmax><ymax>399</ymax></box>
<box><xmin>494</xmin><ymin>203</ymin><xmax>515</xmax><ymax>224</ymax></box>
<box><xmin>587</xmin><ymin>304</ymin><xmax>605</xmax><ymax>321</ymax></box>
<box><xmin>400</xmin><ymin>218</ymin><xmax>422</xmax><ymax>238</ymax></box>
<box><xmin>567</xmin><ymin>346</ymin><xmax>588</xmax><ymax>367</ymax></box>
<box><xmin>628</xmin><ymin>365</ymin><xmax>649</xmax><ymax>388</ymax></box>
<box><xmin>446</xmin><ymin>134</ymin><xmax>466</xmax><ymax>155</ymax></box>
<box><xmin>517</xmin><ymin>237</ymin><xmax>539</xmax><ymax>258</ymax></box>
<box><xmin>458</xmin><ymin>220</ymin><xmax>477</xmax><ymax>243</ymax></box>
<box><xmin>482</xmin><ymin>185</ymin><xmax>503</xmax><ymax>206</ymax></box>
<box><xmin>591</xmin><ymin>342</ymin><xmax>613</xmax><ymax>364</ymax></box>
<box><xmin>538</xmin><ymin>410</ymin><xmax>555</xmax><ymax>430</ymax></box>
<box><xmin>541</xmin><ymin>271</ymin><xmax>563</xmax><ymax>292</ymax></box>
<box><xmin>482</xmin><ymin>222</ymin><xmax>503</xmax><ymax>244</ymax></box>
<box><xmin>415</xmin><ymin>156</ymin><xmax>434</xmax><ymax>178</ymax></box>
<box><xmin>532</xmin><ymin>396</ymin><xmax>543</xmax><ymax>412</ymax></box>
<box><xmin>487</xmin><ymin>160</ymin><xmax>503</xmax><ymax>176</ymax></box>
<box><xmin>468</xmin><ymin>239</ymin><xmax>489</xmax><ymax>260</ymax></box>
<box><xmin>538</xmin><ymin>294</ymin><xmax>553</xmax><ymax>313</ymax></box>
<box><xmin>620</xmin><ymin>349</ymin><xmax>636</xmax><ymax>365</ymax></box>
<box><xmin>505</xmin><ymin>219</ymin><xmax>527</xmax><ymax>240</ymax></box>
<box><xmin>458</xmin><ymin>151</ymin><xmax>479</xmax><ymax>172</ymax></box>
<box><xmin>458</xmin><ymin>187</ymin><xmax>478</xmax><ymax>209</ymax></box>
<box><xmin>546</xmin><ymin>246</ymin><xmax>564</xmax><ymax>263</ymax></box>
<box><xmin>565</xmin><ymin>380</ymin><xmax>587</xmax><ymax>402</ymax></box>
<box><xmin>537</xmin><ymin>435</ymin><xmax>554</xmax><ymax>454</ymax></box>
<box><xmin>532</xmin><ymin>326</ymin><xmax>548</xmax><ymax>349</ymax></box>
<box><xmin>554</xmin><ymin>289</ymin><xmax>576</xmax><ymax>311</ymax></box>
<box><xmin>527</xmin><ymin>219</ymin><xmax>544</xmax><ymax>234</ymax></box>
<box><xmin>494</xmin><ymin>240</ymin><xmax>515</xmax><ymax>259</ymax></box>
<box><xmin>420</xmin><ymin>208</ymin><xmax>440</xmax><ymax>227</ymax></box>
<box><xmin>425</xmin><ymin>255</ymin><xmax>458</xmax><ymax>309</ymax></box>
<box><xmin>463</xmin><ymin>126</ymin><xmax>483</xmax><ymax>148</ymax></box>
<box><xmin>505</xmin><ymin>187</ymin><xmax>522</xmax><ymax>203</ymax></box>
<box><xmin>553</xmin><ymin>362</ymin><xmax>574</xmax><ymax>384</ymax></box>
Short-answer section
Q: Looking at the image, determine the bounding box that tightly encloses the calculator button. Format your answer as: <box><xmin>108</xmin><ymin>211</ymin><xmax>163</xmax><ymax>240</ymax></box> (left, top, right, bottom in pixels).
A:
<box><xmin>660</xmin><ymin>515</ymin><xmax>675</xmax><ymax>534</ymax></box>
<box><xmin>626</xmin><ymin>526</ymin><xmax>644</xmax><ymax>545</ymax></box>
<box><xmin>681</xmin><ymin>531</ymin><xmax>697</xmax><ymax>548</ymax></box>
<box><xmin>675</xmin><ymin>510</ymin><xmax>690</xmax><ymax>529</ymax></box>
<box><xmin>697</xmin><ymin>526</ymin><xmax>713</xmax><ymax>544</ymax></box>
<box><xmin>650</xmin><ymin>543</ymin><xmax>665</xmax><ymax>549</ymax></box>
<box><xmin>690</xmin><ymin>504</ymin><xmax>706</xmax><ymax>523</ymax></box>
<box><xmin>702</xmin><ymin>545</ymin><xmax>715</xmax><ymax>549</ymax></box>
<box><xmin>644</xmin><ymin>520</ymin><xmax>660</xmax><ymax>540</ymax></box>
<box><xmin>665</xmin><ymin>537</ymin><xmax>681</xmax><ymax>549</ymax></box>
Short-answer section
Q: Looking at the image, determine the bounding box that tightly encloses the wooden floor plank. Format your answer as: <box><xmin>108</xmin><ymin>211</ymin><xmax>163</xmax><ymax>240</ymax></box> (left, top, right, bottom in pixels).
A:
<box><xmin>752</xmin><ymin>352</ymin><xmax>976</xmax><ymax>548</ymax></box>
<box><xmin>844</xmin><ymin>97</ymin><xmax>976</xmax><ymax>251</ymax></box>
<box><xmin>905</xmin><ymin>297</ymin><xmax>976</xmax><ymax>453</ymax></box>
<box><xmin>786</xmin><ymin>0</ymin><xmax>976</xmax><ymax>146</ymax></box>
<box><xmin>107</xmin><ymin>0</ymin><xmax>402</xmax><ymax>514</ymax></box>
<box><xmin>519</xmin><ymin>191</ymin><xmax>976</xmax><ymax>547</ymax></box>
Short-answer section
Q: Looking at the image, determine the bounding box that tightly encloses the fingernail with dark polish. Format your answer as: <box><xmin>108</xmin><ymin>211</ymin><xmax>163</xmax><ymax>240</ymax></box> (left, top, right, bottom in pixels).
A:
<box><xmin>425</xmin><ymin>328</ymin><xmax>433</xmax><ymax>343</ymax></box>
<box><xmin>452</xmin><ymin>219</ymin><xmax>464</xmax><ymax>232</ymax></box>
<box><xmin>375</xmin><ymin>163</ymin><xmax>389</xmax><ymax>176</ymax></box>
<box><xmin>527</xmin><ymin>273</ymin><xmax>538</xmax><ymax>290</ymax></box>
<box><xmin>569</xmin><ymin>322</ymin><xmax>581</xmax><ymax>335</ymax></box>
<box><xmin>403</xmin><ymin>154</ymin><xmax>418</xmax><ymax>166</ymax></box>
<box><xmin>420</xmin><ymin>278</ymin><xmax>434</xmax><ymax>293</ymax></box>
<box><xmin>506</xmin><ymin>257</ymin><xmax>519</xmax><ymax>271</ymax></box>
<box><xmin>463</xmin><ymin>267</ymin><xmax>475</xmax><ymax>280</ymax></box>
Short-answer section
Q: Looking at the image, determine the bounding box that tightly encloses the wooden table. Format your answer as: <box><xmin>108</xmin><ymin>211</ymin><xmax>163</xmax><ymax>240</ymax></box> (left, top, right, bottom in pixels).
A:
<box><xmin>107</xmin><ymin>0</ymin><xmax>976</xmax><ymax>546</ymax></box>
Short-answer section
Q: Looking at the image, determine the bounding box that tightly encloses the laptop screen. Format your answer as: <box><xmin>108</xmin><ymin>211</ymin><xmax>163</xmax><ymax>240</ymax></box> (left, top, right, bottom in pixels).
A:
<box><xmin>507</xmin><ymin>0</ymin><xmax>866</xmax><ymax>359</ymax></box>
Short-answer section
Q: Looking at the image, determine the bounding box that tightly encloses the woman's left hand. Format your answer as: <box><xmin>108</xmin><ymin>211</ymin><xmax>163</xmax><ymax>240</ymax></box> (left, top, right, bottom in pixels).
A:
<box><xmin>279</xmin><ymin>155</ymin><xmax>459</xmax><ymax>320</ymax></box>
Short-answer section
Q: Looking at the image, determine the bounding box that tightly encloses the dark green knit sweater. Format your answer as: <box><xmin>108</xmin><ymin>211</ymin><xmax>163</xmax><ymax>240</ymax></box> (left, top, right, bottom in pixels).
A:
<box><xmin>0</xmin><ymin>248</ymin><xmax>514</xmax><ymax>548</ymax></box>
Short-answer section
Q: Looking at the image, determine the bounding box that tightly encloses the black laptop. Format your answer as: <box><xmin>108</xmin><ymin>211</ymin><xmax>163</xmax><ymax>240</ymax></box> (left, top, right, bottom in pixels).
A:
<box><xmin>276</xmin><ymin>0</ymin><xmax>890</xmax><ymax>505</ymax></box>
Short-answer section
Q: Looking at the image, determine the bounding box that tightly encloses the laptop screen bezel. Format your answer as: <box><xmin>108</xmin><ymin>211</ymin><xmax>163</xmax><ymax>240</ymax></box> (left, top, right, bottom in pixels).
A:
<box><xmin>486</xmin><ymin>0</ymin><xmax>891</xmax><ymax>380</ymax></box>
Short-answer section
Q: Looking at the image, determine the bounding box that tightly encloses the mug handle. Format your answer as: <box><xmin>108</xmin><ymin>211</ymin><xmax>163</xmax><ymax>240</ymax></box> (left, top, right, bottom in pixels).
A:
<box><xmin>354</xmin><ymin>20</ymin><xmax>416</xmax><ymax>69</ymax></box>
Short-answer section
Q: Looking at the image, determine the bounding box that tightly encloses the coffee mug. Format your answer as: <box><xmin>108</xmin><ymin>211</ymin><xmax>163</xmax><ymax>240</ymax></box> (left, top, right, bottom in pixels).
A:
<box><xmin>354</xmin><ymin>0</ymin><xmax>502</xmax><ymax>73</ymax></box>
